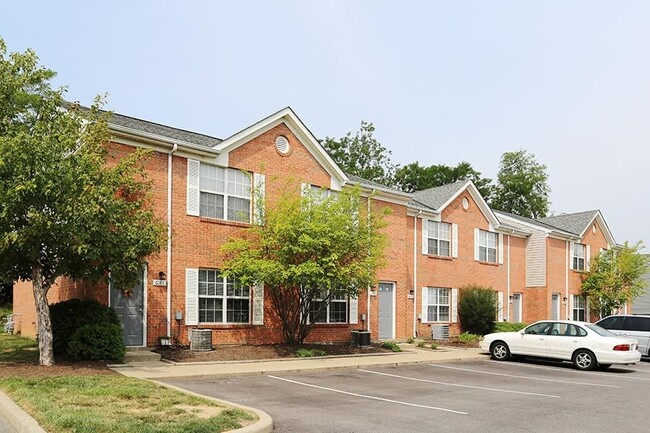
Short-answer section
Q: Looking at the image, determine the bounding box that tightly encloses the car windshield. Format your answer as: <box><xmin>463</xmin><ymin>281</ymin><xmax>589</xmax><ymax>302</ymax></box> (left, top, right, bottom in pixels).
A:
<box><xmin>585</xmin><ymin>324</ymin><xmax>616</xmax><ymax>337</ymax></box>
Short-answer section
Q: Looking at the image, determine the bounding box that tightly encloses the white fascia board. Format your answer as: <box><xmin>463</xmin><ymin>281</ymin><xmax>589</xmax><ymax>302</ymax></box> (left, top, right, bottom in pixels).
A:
<box><xmin>495</xmin><ymin>213</ymin><xmax>553</xmax><ymax>235</ymax></box>
<box><xmin>350</xmin><ymin>184</ymin><xmax>413</xmax><ymax>207</ymax></box>
<box><xmin>214</xmin><ymin>107</ymin><xmax>348</xmax><ymax>186</ymax></box>
<box><xmin>579</xmin><ymin>211</ymin><xmax>617</xmax><ymax>247</ymax></box>
<box><xmin>110</xmin><ymin>124</ymin><xmax>220</xmax><ymax>157</ymax></box>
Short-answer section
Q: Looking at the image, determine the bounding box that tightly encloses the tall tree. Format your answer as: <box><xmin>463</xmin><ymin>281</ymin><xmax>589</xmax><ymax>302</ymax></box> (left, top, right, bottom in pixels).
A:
<box><xmin>322</xmin><ymin>121</ymin><xmax>398</xmax><ymax>187</ymax></box>
<box><xmin>0</xmin><ymin>38</ymin><xmax>166</xmax><ymax>365</ymax></box>
<box><xmin>394</xmin><ymin>161</ymin><xmax>493</xmax><ymax>199</ymax></box>
<box><xmin>581</xmin><ymin>242</ymin><xmax>647</xmax><ymax>318</ymax></box>
<box><xmin>221</xmin><ymin>185</ymin><xmax>388</xmax><ymax>345</ymax></box>
<box><xmin>491</xmin><ymin>150</ymin><xmax>550</xmax><ymax>218</ymax></box>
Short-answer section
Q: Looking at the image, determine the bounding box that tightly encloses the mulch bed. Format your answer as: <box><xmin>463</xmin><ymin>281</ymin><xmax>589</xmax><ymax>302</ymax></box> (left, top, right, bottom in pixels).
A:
<box><xmin>156</xmin><ymin>343</ymin><xmax>392</xmax><ymax>363</ymax></box>
<box><xmin>0</xmin><ymin>359</ymin><xmax>116</xmax><ymax>377</ymax></box>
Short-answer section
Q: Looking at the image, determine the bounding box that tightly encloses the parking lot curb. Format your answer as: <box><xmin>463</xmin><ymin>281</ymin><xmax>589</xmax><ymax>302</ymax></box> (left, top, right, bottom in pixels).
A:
<box><xmin>154</xmin><ymin>381</ymin><xmax>273</xmax><ymax>433</ymax></box>
<box><xmin>0</xmin><ymin>390</ymin><xmax>47</xmax><ymax>433</ymax></box>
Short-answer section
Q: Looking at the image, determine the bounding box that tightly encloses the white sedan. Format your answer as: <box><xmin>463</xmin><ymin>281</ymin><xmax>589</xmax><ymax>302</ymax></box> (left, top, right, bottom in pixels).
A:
<box><xmin>479</xmin><ymin>320</ymin><xmax>641</xmax><ymax>370</ymax></box>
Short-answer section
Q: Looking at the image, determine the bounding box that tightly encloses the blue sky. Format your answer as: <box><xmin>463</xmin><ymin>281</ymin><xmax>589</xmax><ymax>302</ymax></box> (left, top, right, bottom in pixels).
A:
<box><xmin>2</xmin><ymin>1</ymin><xmax>649</xmax><ymax>246</ymax></box>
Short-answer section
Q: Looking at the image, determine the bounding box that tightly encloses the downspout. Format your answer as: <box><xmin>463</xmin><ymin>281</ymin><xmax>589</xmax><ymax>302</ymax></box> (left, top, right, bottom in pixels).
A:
<box><xmin>565</xmin><ymin>240</ymin><xmax>569</xmax><ymax>320</ymax></box>
<box><xmin>367</xmin><ymin>190</ymin><xmax>376</xmax><ymax>333</ymax></box>
<box><xmin>413</xmin><ymin>210</ymin><xmax>422</xmax><ymax>337</ymax></box>
<box><xmin>507</xmin><ymin>232</ymin><xmax>511</xmax><ymax>322</ymax></box>
<box><xmin>166</xmin><ymin>143</ymin><xmax>178</xmax><ymax>338</ymax></box>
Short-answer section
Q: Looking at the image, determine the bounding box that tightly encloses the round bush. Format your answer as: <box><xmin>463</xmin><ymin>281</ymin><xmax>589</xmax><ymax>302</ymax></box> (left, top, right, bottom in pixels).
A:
<box><xmin>50</xmin><ymin>299</ymin><xmax>121</xmax><ymax>355</ymax></box>
<box><xmin>458</xmin><ymin>285</ymin><xmax>497</xmax><ymax>335</ymax></box>
<box><xmin>67</xmin><ymin>323</ymin><xmax>125</xmax><ymax>361</ymax></box>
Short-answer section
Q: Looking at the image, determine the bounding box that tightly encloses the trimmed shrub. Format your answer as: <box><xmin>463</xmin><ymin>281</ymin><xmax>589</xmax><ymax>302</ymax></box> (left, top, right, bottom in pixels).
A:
<box><xmin>50</xmin><ymin>299</ymin><xmax>121</xmax><ymax>355</ymax></box>
<box><xmin>458</xmin><ymin>285</ymin><xmax>497</xmax><ymax>336</ymax></box>
<box><xmin>380</xmin><ymin>341</ymin><xmax>402</xmax><ymax>352</ymax></box>
<box><xmin>493</xmin><ymin>322</ymin><xmax>528</xmax><ymax>333</ymax></box>
<box><xmin>67</xmin><ymin>323</ymin><xmax>125</xmax><ymax>361</ymax></box>
<box><xmin>457</xmin><ymin>332</ymin><xmax>480</xmax><ymax>344</ymax></box>
<box><xmin>295</xmin><ymin>348</ymin><xmax>326</xmax><ymax>357</ymax></box>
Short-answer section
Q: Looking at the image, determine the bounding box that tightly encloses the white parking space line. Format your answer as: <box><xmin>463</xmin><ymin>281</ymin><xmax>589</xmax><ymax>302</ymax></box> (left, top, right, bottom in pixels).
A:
<box><xmin>485</xmin><ymin>360</ymin><xmax>650</xmax><ymax>381</ymax></box>
<box><xmin>358</xmin><ymin>369</ymin><xmax>559</xmax><ymax>398</ymax></box>
<box><xmin>267</xmin><ymin>375</ymin><xmax>468</xmax><ymax>415</ymax></box>
<box><xmin>428</xmin><ymin>364</ymin><xmax>619</xmax><ymax>388</ymax></box>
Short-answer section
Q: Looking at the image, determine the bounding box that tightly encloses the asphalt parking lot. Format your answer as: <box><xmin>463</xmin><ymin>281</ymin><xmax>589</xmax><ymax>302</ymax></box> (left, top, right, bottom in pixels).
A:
<box><xmin>164</xmin><ymin>358</ymin><xmax>650</xmax><ymax>433</ymax></box>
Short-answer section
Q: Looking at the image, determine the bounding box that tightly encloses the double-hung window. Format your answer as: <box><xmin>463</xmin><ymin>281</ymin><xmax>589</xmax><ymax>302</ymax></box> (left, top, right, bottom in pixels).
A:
<box><xmin>573</xmin><ymin>243</ymin><xmax>586</xmax><ymax>271</ymax></box>
<box><xmin>198</xmin><ymin>269</ymin><xmax>250</xmax><ymax>323</ymax></box>
<box><xmin>199</xmin><ymin>165</ymin><xmax>251</xmax><ymax>223</ymax></box>
<box><xmin>427</xmin><ymin>221</ymin><xmax>451</xmax><ymax>257</ymax></box>
<box><xmin>478</xmin><ymin>229</ymin><xmax>498</xmax><ymax>263</ymax></box>
<box><xmin>426</xmin><ymin>287</ymin><xmax>450</xmax><ymax>322</ymax></box>
<box><xmin>309</xmin><ymin>290</ymin><xmax>348</xmax><ymax>324</ymax></box>
<box><xmin>572</xmin><ymin>295</ymin><xmax>586</xmax><ymax>321</ymax></box>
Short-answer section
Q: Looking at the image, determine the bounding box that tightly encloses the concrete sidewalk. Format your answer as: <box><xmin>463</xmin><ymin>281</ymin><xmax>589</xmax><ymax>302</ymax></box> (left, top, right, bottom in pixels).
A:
<box><xmin>110</xmin><ymin>345</ymin><xmax>486</xmax><ymax>380</ymax></box>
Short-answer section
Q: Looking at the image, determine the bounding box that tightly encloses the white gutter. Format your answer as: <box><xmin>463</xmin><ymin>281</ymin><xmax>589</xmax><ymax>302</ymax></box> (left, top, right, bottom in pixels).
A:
<box><xmin>565</xmin><ymin>240</ymin><xmax>570</xmax><ymax>320</ymax></box>
<box><xmin>413</xmin><ymin>210</ymin><xmax>422</xmax><ymax>337</ymax></box>
<box><xmin>110</xmin><ymin>124</ymin><xmax>220</xmax><ymax>156</ymax></box>
<box><xmin>367</xmin><ymin>190</ymin><xmax>376</xmax><ymax>333</ymax></box>
<box><xmin>507</xmin><ymin>232</ymin><xmax>511</xmax><ymax>321</ymax></box>
<box><xmin>166</xmin><ymin>143</ymin><xmax>178</xmax><ymax>337</ymax></box>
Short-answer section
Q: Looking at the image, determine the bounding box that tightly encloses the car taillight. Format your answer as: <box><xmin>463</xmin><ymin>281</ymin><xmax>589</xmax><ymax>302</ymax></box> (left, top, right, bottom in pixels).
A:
<box><xmin>613</xmin><ymin>344</ymin><xmax>631</xmax><ymax>351</ymax></box>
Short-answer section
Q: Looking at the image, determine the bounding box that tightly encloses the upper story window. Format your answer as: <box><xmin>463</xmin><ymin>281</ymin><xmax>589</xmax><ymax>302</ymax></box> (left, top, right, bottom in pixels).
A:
<box><xmin>199</xmin><ymin>165</ymin><xmax>251</xmax><ymax>223</ymax></box>
<box><xmin>573</xmin><ymin>243</ymin><xmax>586</xmax><ymax>271</ymax></box>
<box><xmin>478</xmin><ymin>229</ymin><xmax>498</xmax><ymax>263</ymax></box>
<box><xmin>427</xmin><ymin>221</ymin><xmax>451</xmax><ymax>257</ymax></box>
<box><xmin>198</xmin><ymin>269</ymin><xmax>250</xmax><ymax>323</ymax></box>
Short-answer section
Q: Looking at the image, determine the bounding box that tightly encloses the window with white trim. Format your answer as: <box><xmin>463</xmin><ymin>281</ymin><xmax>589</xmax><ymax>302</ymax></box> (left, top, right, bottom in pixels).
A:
<box><xmin>573</xmin><ymin>243</ymin><xmax>586</xmax><ymax>271</ymax></box>
<box><xmin>427</xmin><ymin>221</ymin><xmax>451</xmax><ymax>257</ymax></box>
<box><xmin>426</xmin><ymin>287</ymin><xmax>450</xmax><ymax>322</ymax></box>
<box><xmin>198</xmin><ymin>269</ymin><xmax>250</xmax><ymax>323</ymax></box>
<box><xmin>478</xmin><ymin>229</ymin><xmax>498</xmax><ymax>263</ymax></box>
<box><xmin>572</xmin><ymin>295</ymin><xmax>586</xmax><ymax>321</ymax></box>
<box><xmin>199</xmin><ymin>164</ymin><xmax>251</xmax><ymax>223</ymax></box>
<box><xmin>309</xmin><ymin>290</ymin><xmax>348</xmax><ymax>323</ymax></box>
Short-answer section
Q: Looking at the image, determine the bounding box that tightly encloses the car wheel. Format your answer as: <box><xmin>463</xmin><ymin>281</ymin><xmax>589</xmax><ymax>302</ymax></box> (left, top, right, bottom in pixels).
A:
<box><xmin>572</xmin><ymin>349</ymin><xmax>596</xmax><ymax>371</ymax></box>
<box><xmin>598</xmin><ymin>364</ymin><xmax>612</xmax><ymax>370</ymax></box>
<box><xmin>490</xmin><ymin>341</ymin><xmax>511</xmax><ymax>361</ymax></box>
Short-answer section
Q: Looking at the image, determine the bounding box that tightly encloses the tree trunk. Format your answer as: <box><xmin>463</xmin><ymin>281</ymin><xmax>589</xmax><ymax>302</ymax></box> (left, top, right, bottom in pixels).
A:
<box><xmin>31</xmin><ymin>264</ymin><xmax>54</xmax><ymax>366</ymax></box>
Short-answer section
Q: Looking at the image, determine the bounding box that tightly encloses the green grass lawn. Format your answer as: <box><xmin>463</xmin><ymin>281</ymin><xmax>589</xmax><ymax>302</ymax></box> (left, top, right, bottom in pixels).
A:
<box><xmin>0</xmin><ymin>334</ymin><xmax>256</xmax><ymax>433</ymax></box>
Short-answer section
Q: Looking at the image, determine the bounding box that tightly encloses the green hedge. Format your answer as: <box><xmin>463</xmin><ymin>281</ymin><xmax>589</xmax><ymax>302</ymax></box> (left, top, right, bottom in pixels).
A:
<box><xmin>492</xmin><ymin>322</ymin><xmax>528</xmax><ymax>333</ymax></box>
<box><xmin>50</xmin><ymin>299</ymin><xmax>122</xmax><ymax>357</ymax></box>
<box><xmin>458</xmin><ymin>285</ymin><xmax>496</xmax><ymax>335</ymax></box>
<box><xmin>67</xmin><ymin>323</ymin><xmax>125</xmax><ymax>361</ymax></box>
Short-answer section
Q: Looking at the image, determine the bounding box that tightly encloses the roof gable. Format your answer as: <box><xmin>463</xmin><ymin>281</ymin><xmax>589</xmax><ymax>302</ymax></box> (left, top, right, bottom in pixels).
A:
<box><xmin>412</xmin><ymin>180</ymin><xmax>500</xmax><ymax>228</ymax></box>
<box><xmin>538</xmin><ymin>210</ymin><xmax>616</xmax><ymax>246</ymax></box>
<box><xmin>214</xmin><ymin>107</ymin><xmax>348</xmax><ymax>189</ymax></box>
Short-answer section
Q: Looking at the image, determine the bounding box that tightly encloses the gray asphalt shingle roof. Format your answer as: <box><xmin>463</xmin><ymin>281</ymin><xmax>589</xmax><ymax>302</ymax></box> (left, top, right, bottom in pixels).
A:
<box><xmin>494</xmin><ymin>210</ymin><xmax>574</xmax><ymax>234</ymax></box>
<box><xmin>411</xmin><ymin>180</ymin><xmax>469</xmax><ymax>211</ymax></box>
<box><xmin>108</xmin><ymin>111</ymin><xmax>223</xmax><ymax>148</ymax></box>
<box><xmin>345</xmin><ymin>174</ymin><xmax>412</xmax><ymax>198</ymax></box>
<box><xmin>538</xmin><ymin>210</ymin><xmax>599</xmax><ymax>236</ymax></box>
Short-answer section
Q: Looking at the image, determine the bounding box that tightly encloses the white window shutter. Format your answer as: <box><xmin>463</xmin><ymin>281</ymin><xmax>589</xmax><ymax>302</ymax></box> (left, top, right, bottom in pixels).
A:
<box><xmin>187</xmin><ymin>159</ymin><xmax>200</xmax><ymax>216</ymax></box>
<box><xmin>253</xmin><ymin>173</ymin><xmax>266</xmax><ymax>225</ymax></box>
<box><xmin>451</xmin><ymin>288</ymin><xmax>458</xmax><ymax>323</ymax></box>
<box><xmin>586</xmin><ymin>245</ymin><xmax>591</xmax><ymax>271</ymax></box>
<box><xmin>421</xmin><ymin>287</ymin><xmax>429</xmax><ymax>323</ymax></box>
<box><xmin>569</xmin><ymin>242</ymin><xmax>575</xmax><ymax>270</ymax></box>
<box><xmin>585</xmin><ymin>295</ymin><xmax>590</xmax><ymax>321</ymax></box>
<box><xmin>185</xmin><ymin>268</ymin><xmax>199</xmax><ymax>325</ymax></box>
<box><xmin>349</xmin><ymin>296</ymin><xmax>359</xmax><ymax>324</ymax></box>
<box><xmin>498</xmin><ymin>233</ymin><xmax>504</xmax><ymax>265</ymax></box>
<box><xmin>474</xmin><ymin>228</ymin><xmax>480</xmax><ymax>261</ymax></box>
<box><xmin>421</xmin><ymin>218</ymin><xmax>429</xmax><ymax>255</ymax></box>
<box><xmin>252</xmin><ymin>282</ymin><xmax>264</xmax><ymax>325</ymax></box>
<box><xmin>497</xmin><ymin>291</ymin><xmax>504</xmax><ymax>322</ymax></box>
<box><xmin>451</xmin><ymin>223</ymin><xmax>458</xmax><ymax>258</ymax></box>
<box><xmin>300</xmin><ymin>183</ymin><xmax>310</xmax><ymax>196</ymax></box>
<box><xmin>569</xmin><ymin>295</ymin><xmax>575</xmax><ymax>321</ymax></box>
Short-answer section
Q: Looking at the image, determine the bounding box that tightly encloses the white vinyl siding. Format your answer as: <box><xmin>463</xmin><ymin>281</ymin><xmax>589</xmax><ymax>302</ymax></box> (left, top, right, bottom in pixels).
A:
<box><xmin>526</xmin><ymin>231</ymin><xmax>547</xmax><ymax>287</ymax></box>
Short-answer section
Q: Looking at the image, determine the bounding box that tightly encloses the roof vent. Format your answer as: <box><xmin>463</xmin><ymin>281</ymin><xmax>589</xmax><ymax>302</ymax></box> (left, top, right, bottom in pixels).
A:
<box><xmin>275</xmin><ymin>136</ymin><xmax>290</xmax><ymax>155</ymax></box>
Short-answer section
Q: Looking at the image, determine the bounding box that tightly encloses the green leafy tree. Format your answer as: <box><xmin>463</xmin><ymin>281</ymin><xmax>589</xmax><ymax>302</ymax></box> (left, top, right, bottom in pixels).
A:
<box><xmin>581</xmin><ymin>242</ymin><xmax>648</xmax><ymax>318</ymax></box>
<box><xmin>0</xmin><ymin>38</ymin><xmax>166</xmax><ymax>365</ymax></box>
<box><xmin>221</xmin><ymin>185</ymin><xmax>388</xmax><ymax>345</ymax></box>
<box><xmin>322</xmin><ymin>121</ymin><xmax>398</xmax><ymax>187</ymax></box>
<box><xmin>394</xmin><ymin>161</ymin><xmax>493</xmax><ymax>199</ymax></box>
<box><xmin>491</xmin><ymin>150</ymin><xmax>550</xmax><ymax>218</ymax></box>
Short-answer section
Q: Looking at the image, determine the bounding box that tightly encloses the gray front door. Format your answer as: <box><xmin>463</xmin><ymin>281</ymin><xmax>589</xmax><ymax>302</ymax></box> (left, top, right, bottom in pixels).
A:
<box><xmin>378</xmin><ymin>282</ymin><xmax>394</xmax><ymax>339</ymax></box>
<box><xmin>551</xmin><ymin>293</ymin><xmax>560</xmax><ymax>320</ymax></box>
<box><xmin>110</xmin><ymin>269</ymin><xmax>145</xmax><ymax>346</ymax></box>
<box><xmin>512</xmin><ymin>293</ymin><xmax>522</xmax><ymax>323</ymax></box>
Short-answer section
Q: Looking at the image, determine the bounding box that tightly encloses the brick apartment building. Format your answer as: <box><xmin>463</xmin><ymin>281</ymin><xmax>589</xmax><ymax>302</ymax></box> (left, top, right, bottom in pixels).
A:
<box><xmin>12</xmin><ymin>107</ymin><xmax>618</xmax><ymax>347</ymax></box>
